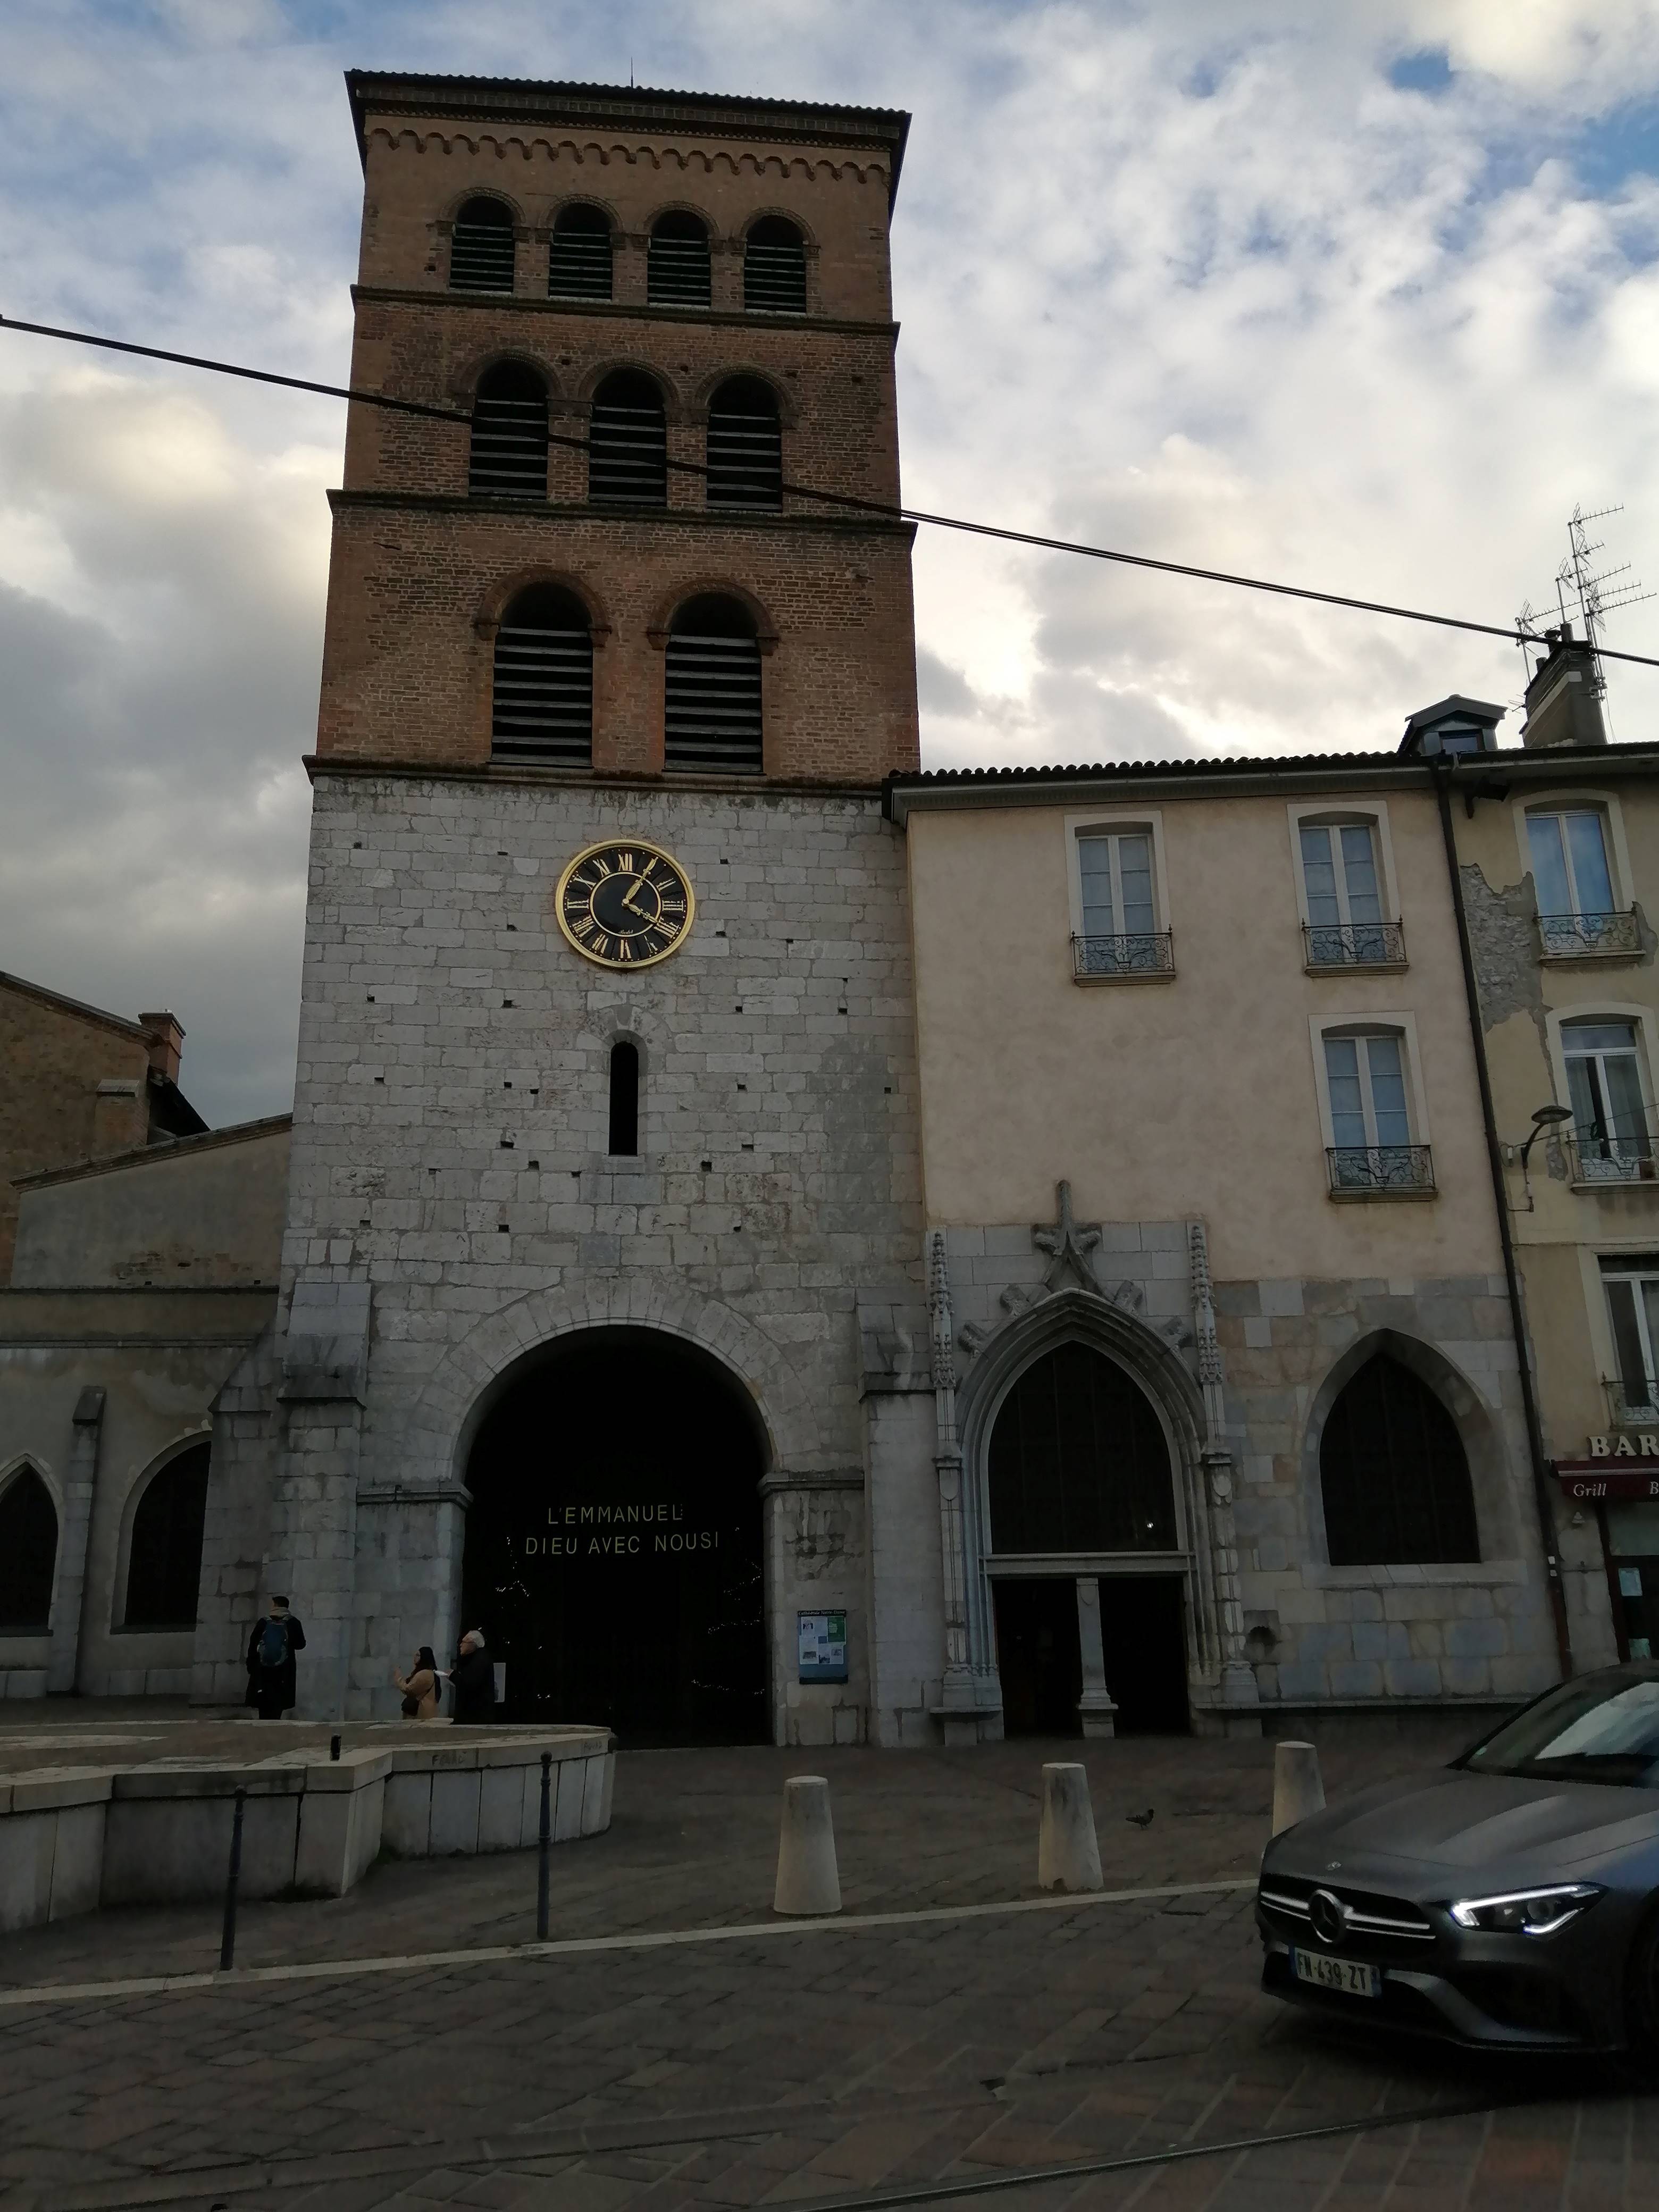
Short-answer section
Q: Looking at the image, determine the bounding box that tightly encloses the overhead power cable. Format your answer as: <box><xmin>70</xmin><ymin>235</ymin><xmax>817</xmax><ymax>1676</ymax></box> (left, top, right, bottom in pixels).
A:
<box><xmin>6</xmin><ymin>311</ymin><xmax>1658</xmax><ymax>674</ymax></box>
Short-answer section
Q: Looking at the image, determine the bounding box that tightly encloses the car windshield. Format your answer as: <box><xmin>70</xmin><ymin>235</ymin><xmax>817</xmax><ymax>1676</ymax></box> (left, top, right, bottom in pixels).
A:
<box><xmin>1462</xmin><ymin>1671</ymin><xmax>1659</xmax><ymax>1787</ymax></box>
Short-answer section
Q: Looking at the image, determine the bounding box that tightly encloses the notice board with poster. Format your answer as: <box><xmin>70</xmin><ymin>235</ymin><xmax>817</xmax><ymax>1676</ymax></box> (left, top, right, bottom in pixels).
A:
<box><xmin>798</xmin><ymin>1611</ymin><xmax>849</xmax><ymax>1683</ymax></box>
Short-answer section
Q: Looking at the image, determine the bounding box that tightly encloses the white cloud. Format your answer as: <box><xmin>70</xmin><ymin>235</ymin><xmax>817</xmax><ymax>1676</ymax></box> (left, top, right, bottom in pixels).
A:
<box><xmin>3</xmin><ymin>0</ymin><xmax>1659</xmax><ymax>1113</ymax></box>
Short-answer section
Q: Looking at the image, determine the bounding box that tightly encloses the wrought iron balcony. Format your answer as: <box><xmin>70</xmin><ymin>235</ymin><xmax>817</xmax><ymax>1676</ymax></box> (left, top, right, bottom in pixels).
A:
<box><xmin>1604</xmin><ymin>1373</ymin><xmax>1659</xmax><ymax>1428</ymax></box>
<box><xmin>1302</xmin><ymin>920</ymin><xmax>1407</xmax><ymax>971</ymax></box>
<box><xmin>1566</xmin><ymin>1113</ymin><xmax>1659</xmax><ymax>1187</ymax></box>
<box><xmin>1071</xmin><ymin>931</ymin><xmax>1175</xmax><ymax>981</ymax></box>
<box><xmin>1537</xmin><ymin>909</ymin><xmax>1643</xmax><ymax>959</ymax></box>
<box><xmin>1326</xmin><ymin>1144</ymin><xmax>1436</xmax><ymax>1199</ymax></box>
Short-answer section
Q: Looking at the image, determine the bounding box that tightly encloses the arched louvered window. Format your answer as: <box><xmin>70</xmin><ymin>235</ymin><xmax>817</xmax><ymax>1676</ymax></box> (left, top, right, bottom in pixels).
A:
<box><xmin>491</xmin><ymin>585</ymin><xmax>593</xmax><ymax>765</ymax></box>
<box><xmin>707</xmin><ymin>378</ymin><xmax>782</xmax><ymax>510</ymax></box>
<box><xmin>589</xmin><ymin>371</ymin><xmax>667</xmax><ymax>506</ymax></box>
<box><xmin>1321</xmin><ymin>1352</ymin><xmax>1480</xmax><ymax>1565</ymax></box>
<box><xmin>124</xmin><ymin>1442</ymin><xmax>211</xmax><ymax>1631</ymax></box>
<box><xmin>988</xmin><ymin>1344</ymin><xmax>1177</xmax><ymax>1553</ymax></box>
<box><xmin>648</xmin><ymin>212</ymin><xmax>711</xmax><ymax>307</ymax></box>
<box><xmin>469</xmin><ymin>363</ymin><xmax>549</xmax><ymax>498</ymax></box>
<box><xmin>549</xmin><ymin>204</ymin><xmax>614</xmax><ymax>300</ymax></box>
<box><xmin>449</xmin><ymin>196</ymin><xmax>516</xmax><ymax>293</ymax></box>
<box><xmin>609</xmin><ymin>1040</ymin><xmax>640</xmax><ymax>1157</ymax></box>
<box><xmin>665</xmin><ymin>596</ymin><xmax>763</xmax><ymax>774</ymax></box>
<box><xmin>0</xmin><ymin>1465</ymin><xmax>57</xmax><ymax>1631</ymax></box>
<box><xmin>744</xmin><ymin>216</ymin><xmax>807</xmax><ymax>313</ymax></box>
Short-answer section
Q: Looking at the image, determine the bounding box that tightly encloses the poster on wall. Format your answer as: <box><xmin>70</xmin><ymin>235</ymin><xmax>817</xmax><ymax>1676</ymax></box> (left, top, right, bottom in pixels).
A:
<box><xmin>798</xmin><ymin>1611</ymin><xmax>849</xmax><ymax>1683</ymax></box>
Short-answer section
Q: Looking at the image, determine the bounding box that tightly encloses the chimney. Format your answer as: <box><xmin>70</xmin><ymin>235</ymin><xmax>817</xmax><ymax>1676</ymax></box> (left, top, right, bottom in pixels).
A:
<box><xmin>1521</xmin><ymin>624</ymin><xmax>1607</xmax><ymax>750</ymax></box>
<box><xmin>139</xmin><ymin>1010</ymin><xmax>185</xmax><ymax>1086</ymax></box>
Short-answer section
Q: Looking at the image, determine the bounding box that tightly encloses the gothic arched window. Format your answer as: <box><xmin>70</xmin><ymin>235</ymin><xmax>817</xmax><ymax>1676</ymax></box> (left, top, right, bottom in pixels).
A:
<box><xmin>469</xmin><ymin>363</ymin><xmax>549</xmax><ymax>498</ymax></box>
<box><xmin>664</xmin><ymin>596</ymin><xmax>763</xmax><ymax>774</ymax></box>
<box><xmin>491</xmin><ymin>585</ymin><xmax>593</xmax><ymax>764</ymax></box>
<box><xmin>449</xmin><ymin>196</ymin><xmax>516</xmax><ymax>292</ymax></box>
<box><xmin>549</xmin><ymin>204</ymin><xmax>613</xmax><ymax>300</ymax></box>
<box><xmin>589</xmin><ymin>371</ymin><xmax>667</xmax><ymax>506</ymax></box>
<box><xmin>124</xmin><ymin>1442</ymin><xmax>211</xmax><ymax>1631</ymax></box>
<box><xmin>648</xmin><ymin>211</ymin><xmax>711</xmax><ymax>306</ymax></box>
<box><xmin>1320</xmin><ymin>1351</ymin><xmax>1480</xmax><ymax>1565</ymax></box>
<box><xmin>988</xmin><ymin>1343</ymin><xmax>1177</xmax><ymax>1553</ymax></box>
<box><xmin>743</xmin><ymin>216</ymin><xmax>807</xmax><ymax>313</ymax></box>
<box><xmin>0</xmin><ymin>1466</ymin><xmax>58</xmax><ymax>1631</ymax></box>
<box><xmin>608</xmin><ymin>1040</ymin><xmax>640</xmax><ymax>1157</ymax></box>
<box><xmin>707</xmin><ymin>378</ymin><xmax>782</xmax><ymax>511</ymax></box>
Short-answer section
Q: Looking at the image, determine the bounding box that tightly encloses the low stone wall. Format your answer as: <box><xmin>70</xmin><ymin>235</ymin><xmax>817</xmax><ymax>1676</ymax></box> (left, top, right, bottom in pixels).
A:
<box><xmin>0</xmin><ymin>1726</ymin><xmax>612</xmax><ymax>1933</ymax></box>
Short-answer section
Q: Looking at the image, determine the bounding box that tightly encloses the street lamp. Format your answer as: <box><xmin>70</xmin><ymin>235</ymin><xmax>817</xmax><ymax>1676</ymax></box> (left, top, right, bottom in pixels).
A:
<box><xmin>1519</xmin><ymin>1102</ymin><xmax>1573</xmax><ymax>1169</ymax></box>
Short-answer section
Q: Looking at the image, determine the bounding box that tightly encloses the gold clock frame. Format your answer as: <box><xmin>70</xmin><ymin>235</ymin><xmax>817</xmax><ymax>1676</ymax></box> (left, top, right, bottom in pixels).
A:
<box><xmin>553</xmin><ymin>838</ymin><xmax>697</xmax><ymax>970</ymax></box>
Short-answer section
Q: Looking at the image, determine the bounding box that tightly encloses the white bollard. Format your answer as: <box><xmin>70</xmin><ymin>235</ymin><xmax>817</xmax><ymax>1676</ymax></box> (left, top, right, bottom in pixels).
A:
<box><xmin>773</xmin><ymin>1774</ymin><xmax>842</xmax><ymax>1916</ymax></box>
<box><xmin>1037</xmin><ymin>1761</ymin><xmax>1103</xmax><ymax>1893</ymax></box>
<box><xmin>1272</xmin><ymin>1740</ymin><xmax>1326</xmax><ymax>1835</ymax></box>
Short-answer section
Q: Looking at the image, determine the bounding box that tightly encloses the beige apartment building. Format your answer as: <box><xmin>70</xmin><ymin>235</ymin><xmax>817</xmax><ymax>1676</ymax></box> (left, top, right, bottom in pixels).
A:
<box><xmin>1440</xmin><ymin>633</ymin><xmax>1659</xmax><ymax>1671</ymax></box>
<box><xmin>885</xmin><ymin>701</ymin><xmax>1587</xmax><ymax>1738</ymax></box>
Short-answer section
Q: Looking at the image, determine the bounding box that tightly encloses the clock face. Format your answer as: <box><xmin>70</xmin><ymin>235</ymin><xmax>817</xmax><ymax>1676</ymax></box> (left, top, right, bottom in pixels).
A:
<box><xmin>555</xmin><ymin>840</ymin><xmax>694</xmax><ymax>969</ymax></box>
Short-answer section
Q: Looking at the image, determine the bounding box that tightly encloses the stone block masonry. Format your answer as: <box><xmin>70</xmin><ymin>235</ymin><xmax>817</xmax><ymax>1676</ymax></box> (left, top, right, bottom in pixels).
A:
<box><xmin>242</xmin><ymin>768</ymin><xmax>924</xmax><ymax>1733</ymax></box>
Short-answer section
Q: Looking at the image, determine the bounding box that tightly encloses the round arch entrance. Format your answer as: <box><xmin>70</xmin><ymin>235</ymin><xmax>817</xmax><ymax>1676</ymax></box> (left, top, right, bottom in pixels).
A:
<box><xmin>462</xmin><ymin>1327</ymin><xmax>769</xmax><ymax>1744</ymax></box>
<box><xmin>985</xmin><ymin>1339</ymin><xmax>1189</xmax><ymax>1738</ymax></box>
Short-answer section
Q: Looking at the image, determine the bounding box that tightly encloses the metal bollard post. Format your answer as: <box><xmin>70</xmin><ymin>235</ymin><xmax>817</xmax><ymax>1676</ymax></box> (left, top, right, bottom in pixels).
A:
<box><xmin>219</xmin><ymin>1787</ymin><xmax>247</xmax><ymax>1972</ymax></box>
<box><xmin>329</xmin><ymin>1733</ymin><xmax>341</xmax><ymax>1762</ymax></box>
<box><xmin>536</xmin><ymin>1750</ymin><xmax>552</xmax><ymax>1942</ymax></box>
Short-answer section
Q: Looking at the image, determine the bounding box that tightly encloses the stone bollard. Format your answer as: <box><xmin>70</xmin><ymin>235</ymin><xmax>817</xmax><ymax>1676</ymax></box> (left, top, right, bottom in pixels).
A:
<box><xmin>1037</xmin><ymin>1762</ymin><xmax>1103</xmax><ymax>1893</ymax></box>
<box><xmin>1272</xmin><ymin>1740</ymin><xmax>1326</xmax><ymax>1835</ymax></box>
<box><xmin>774</xmin><ymin>1774</ymin><xmax>842</xmax><ymax>1916</ymax></box>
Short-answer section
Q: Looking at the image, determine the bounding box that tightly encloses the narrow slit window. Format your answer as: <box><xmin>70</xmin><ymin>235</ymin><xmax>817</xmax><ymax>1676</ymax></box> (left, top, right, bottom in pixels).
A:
<box><xmin>648</xmin><ymin>212</ymin><xmax>711</xmax><ymax>307</ymax></box>
<box><xmin>664</xmin><ymin>595</ymin><xmax>763</xmax><ymax>774</ymax></box>
<box><xmin>449</xmin><ymin>196</ymin><xmax>516</xmax><ymax>292</ymax></box>
<box><xmin>608</xmin><ymin>1040</ymin><xmax>640</xmax><ymax>1156</ymax></box>
<box><xmin>589</xmin><ymin>371</ymin><xmax>667</xmax><ymax>505</ymax></box>
<box><xmin>0</xmin><ymin>1465</ymin><xmax>57</xmax><ymax>1631</ymax></box>
<box><xmin>743</xmin><ymin>216</ymin><xmax>807</xmax><ymax>313</ymax></box>
<box><xmin>469</xmin><ymin>363</ymin><xmax>549</xmax><ymax>498</ymax></box>
<box><xmin>491</xmin><ymin>585</ymin><xmax>593</xmax><ymax>765</ymax></box>
<box><xmin>706</xmin><ymin>378</ymin><xmax>782</xmax><ymax>509</ymax></box>
<box><xmin>549</xmin><ymin>204</ymin><xmax>613</xmax><ymax>300</ymax></box>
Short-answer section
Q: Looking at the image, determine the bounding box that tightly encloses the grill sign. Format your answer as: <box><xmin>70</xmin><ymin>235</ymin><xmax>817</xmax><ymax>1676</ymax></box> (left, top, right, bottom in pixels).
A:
<box><xmin>1554</xmin><ymin>1450</ymin><xmax>1659</xmax><ymax>1502</ymax></box>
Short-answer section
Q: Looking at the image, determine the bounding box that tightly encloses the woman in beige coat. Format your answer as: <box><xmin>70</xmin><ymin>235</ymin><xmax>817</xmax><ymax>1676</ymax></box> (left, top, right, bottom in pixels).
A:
<box><xmin>393</xmin><ymin>1645</ymin><xmax>445</xmax><ymax>1720</ymax></box>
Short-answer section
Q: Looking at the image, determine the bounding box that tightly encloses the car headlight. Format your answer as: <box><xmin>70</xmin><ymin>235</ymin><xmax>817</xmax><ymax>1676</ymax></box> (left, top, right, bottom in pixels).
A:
<box><xmin>1447</xmin><ymin>1884</ymin><xmax>1602</xmax><ymax>1936</ymax></box>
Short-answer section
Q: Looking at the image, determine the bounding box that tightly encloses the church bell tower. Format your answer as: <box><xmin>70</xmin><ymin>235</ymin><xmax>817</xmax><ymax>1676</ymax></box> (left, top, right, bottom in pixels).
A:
<box><xmin>254</xmin><ymin>72</ymin><xmax>934</xmax><ymax>1744</ymax></box>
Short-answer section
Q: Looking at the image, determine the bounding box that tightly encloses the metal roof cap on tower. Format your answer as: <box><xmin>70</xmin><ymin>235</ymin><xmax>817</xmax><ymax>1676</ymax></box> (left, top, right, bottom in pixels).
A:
<box><xmin>343</xmin><ymin>70</ymin><xmax>911</xmax><ymax>200</ymax></box>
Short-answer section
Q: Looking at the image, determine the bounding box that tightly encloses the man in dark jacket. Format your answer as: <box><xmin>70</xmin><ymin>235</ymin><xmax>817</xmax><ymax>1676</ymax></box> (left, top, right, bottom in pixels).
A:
<box><xmin>245</xmin><ymin>1595</ymin><xmax>305</xmax><ymax>1719</ymax></box>
<box><xmin>449</xmin><ymin>1629</ymin><xmax>497</xmax><ymax>1725</ymax></box>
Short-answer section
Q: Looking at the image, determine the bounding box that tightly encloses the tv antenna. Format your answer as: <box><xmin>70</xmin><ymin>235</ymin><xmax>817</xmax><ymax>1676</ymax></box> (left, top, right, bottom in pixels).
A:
<box><xmin>1516</xmin><ymin>504</ymin><xmax>1654</xmax><ymax>702</ymax></box>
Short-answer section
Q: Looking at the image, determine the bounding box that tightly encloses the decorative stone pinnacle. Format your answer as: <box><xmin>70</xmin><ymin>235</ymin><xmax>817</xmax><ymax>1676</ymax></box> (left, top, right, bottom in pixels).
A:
<box><xmin>1032</xmin><ymin>1180</ymin><xmax>1102</xmax><ymax>1292</ymax></box>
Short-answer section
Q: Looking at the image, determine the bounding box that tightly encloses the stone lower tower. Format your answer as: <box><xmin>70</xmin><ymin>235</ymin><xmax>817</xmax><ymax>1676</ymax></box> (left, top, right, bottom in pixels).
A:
<box><xmin>195</xmin><ymin>71</ymin><xmax>944</xmax><ymax>1742</ymax></box>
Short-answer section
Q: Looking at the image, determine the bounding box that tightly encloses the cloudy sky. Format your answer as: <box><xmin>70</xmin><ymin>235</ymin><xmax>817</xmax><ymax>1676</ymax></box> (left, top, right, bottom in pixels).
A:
<box><xmin>4</xmin><ymin>1</ymin><xmax>1659</xmax><ymax>1122</ymax></box>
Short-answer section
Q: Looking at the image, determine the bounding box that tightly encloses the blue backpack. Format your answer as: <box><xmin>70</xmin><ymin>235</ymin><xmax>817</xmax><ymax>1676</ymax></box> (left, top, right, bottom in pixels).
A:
<box><xmin>256</xmin><ymin>1619</ymin><xmax>289</xmax><ymax>1670</ymax></box>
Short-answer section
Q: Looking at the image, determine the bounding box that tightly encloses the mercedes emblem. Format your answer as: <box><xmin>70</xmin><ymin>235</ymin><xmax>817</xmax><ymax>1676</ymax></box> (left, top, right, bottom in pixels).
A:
<box><xmin>1309</xmin><ymin>1889</ymin><xmax>1349</xmax><ymax>1948</ymax></box>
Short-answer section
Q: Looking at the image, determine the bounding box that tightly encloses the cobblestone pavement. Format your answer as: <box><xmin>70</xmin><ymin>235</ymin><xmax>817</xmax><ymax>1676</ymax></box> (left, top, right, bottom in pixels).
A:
<box><xmin>1</xmin><ymin>1717</ymin><xmax>1654</xmax><ymax>2210</ymax></box>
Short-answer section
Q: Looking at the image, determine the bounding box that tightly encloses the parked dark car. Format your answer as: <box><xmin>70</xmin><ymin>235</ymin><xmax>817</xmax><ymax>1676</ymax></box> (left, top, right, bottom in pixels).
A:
<box><xmin>1258</xmin><ymin>1663</ymin><xmax>1659</xmax><ymax>2055</ymax></box>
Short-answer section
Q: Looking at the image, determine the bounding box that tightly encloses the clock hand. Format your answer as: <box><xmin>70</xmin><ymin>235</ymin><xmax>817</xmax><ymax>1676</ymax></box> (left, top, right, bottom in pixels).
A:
<box><xmin>621</xmin><ymin>881</ymin><xmax>652</xmax><ymax>917</ymax></box>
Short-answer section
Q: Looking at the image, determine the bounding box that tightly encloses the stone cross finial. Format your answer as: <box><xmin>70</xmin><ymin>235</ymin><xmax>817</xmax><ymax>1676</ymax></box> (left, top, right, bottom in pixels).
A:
<box><xmin>1032</xmin><ymin>1180</ymin><xmax>1102</xmax><ymax>1292</ymax></box>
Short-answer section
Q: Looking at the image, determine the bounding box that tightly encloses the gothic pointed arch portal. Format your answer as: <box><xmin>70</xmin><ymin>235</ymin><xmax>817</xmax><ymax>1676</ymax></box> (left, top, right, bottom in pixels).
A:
<box><xmin>957</xmin><ymin>1286</ymin><xmax>1222</xmax><ymax>1740</ymax></box>
<box><xmin>460</xmin><ymin>1326</ymin><xmax>769</xmax><ymax>1744</ymax></box>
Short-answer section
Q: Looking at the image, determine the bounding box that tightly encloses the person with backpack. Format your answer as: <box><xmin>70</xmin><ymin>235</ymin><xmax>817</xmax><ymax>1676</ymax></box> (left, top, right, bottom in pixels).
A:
<box><xmin>245</xmin><ymin>1595</ymin><xmax>306</xmax><ymax>1719</ymax></box>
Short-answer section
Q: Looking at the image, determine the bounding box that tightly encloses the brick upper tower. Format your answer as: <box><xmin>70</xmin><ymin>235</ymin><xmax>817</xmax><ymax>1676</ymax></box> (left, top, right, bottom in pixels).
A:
<box><xmin>321</xmin><ymin>71</ymin><xmax>918</xmax><ymax>783</ymax></box>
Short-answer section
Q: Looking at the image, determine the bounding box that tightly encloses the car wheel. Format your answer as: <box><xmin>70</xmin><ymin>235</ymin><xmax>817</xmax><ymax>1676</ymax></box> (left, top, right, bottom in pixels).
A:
<box><xmin>1624</xmin><ymin>1896</ymin><xmax>1659</xmax><ymax>2069</ymax></box>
